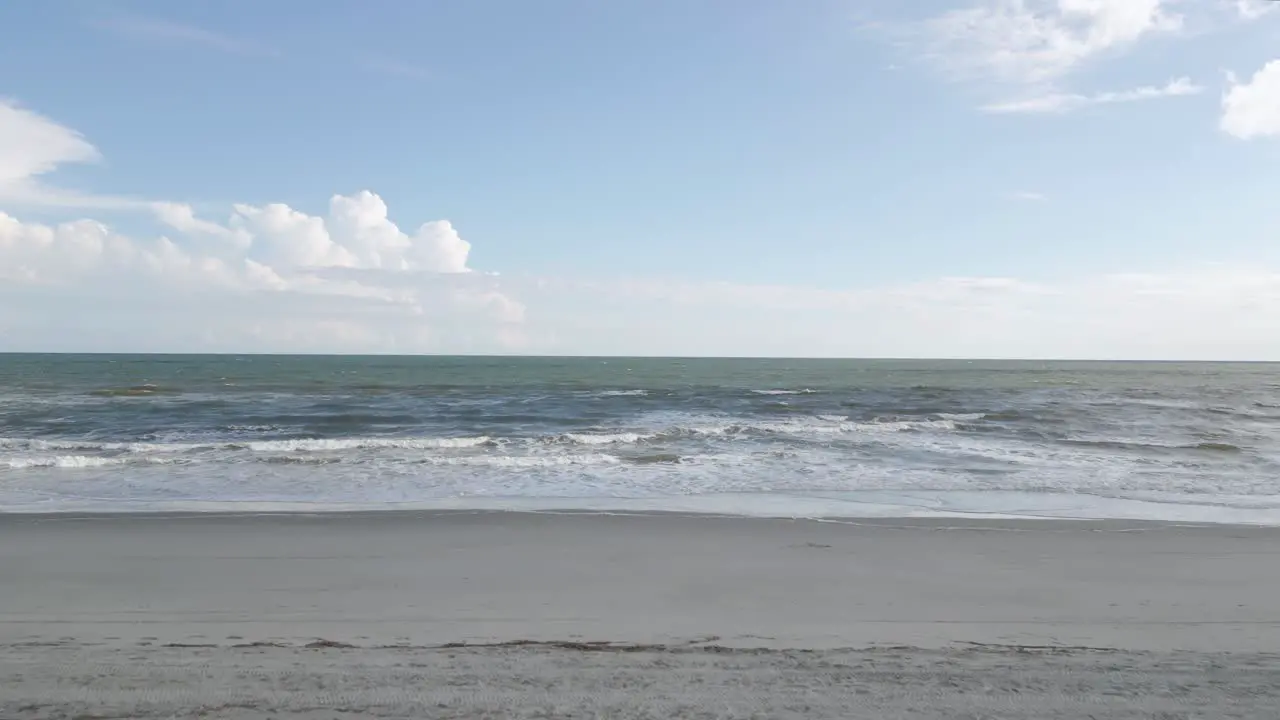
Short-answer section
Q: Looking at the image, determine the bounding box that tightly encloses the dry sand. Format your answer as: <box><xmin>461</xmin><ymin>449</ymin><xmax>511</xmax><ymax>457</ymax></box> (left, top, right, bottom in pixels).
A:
<box><xmin>3</xmin><ymin>511</ymin><xmax>1279</xmax><ymax>718</ymax></box>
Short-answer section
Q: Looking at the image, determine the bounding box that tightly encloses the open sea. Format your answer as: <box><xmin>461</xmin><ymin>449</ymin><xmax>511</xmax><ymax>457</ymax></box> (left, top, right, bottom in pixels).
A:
<box><xmin>2</xmin><ymin>354</ymin><xmax>1279</xmax><ymax>523</ymax></box>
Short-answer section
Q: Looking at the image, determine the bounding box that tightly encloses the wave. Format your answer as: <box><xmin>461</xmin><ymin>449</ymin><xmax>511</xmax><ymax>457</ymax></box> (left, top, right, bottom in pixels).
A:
<box><xmin>0</xmin><ymin>435</ymin><xmax>497</xmax><ymax>454</ymax></box>
<box><xmin>594</xmin><ymin>390</ymin><xmax>649</xmax><ymax>397</ymax></box>
<box><xmin>414</xmin><ymin>454</ymin><xmax>621</xmax><ymax>468</ymax></box>
<box><xmin>630</xmin><ymin>453</ymin><xmax>685</xmax><ymax>465</ymax></box>
<box><xmin>1197</xmin><ymin>442</ymin><xmax>1245</xmax><ymax>452</ymax></box>
<box><xmin>751</xmin><ymin>389</ymin><xmax>817</xmax><ymax>396</ymax></box>
<box><xmin>661</xmin><ymin>416</ymin><xmax>962</xmax><ymax>438</ymax></box>
<box><xmin>1</xmin><ymin>455</ymin><xmax>175</xmax><ymax>469</ymax></box>
<box><xmin>242</xmin><ymin>436</ymin><xmax>495</xmax><ymax>452</ymax></box>
<box><xmin>1064</xmin><ymin>439</ymin><xmax>1243</xmax><ymax>453</ymax></box>
<box><xmin>934</xmin><ymin>413</ymin><xmax>987</xmax><ymax>422</ymax></box>
<box><xmin>782</xmin><ymin>418</ymin><xmax>961</xmax><ymax>435</ymax></box>
<box><xmin>88</xmin><ymin>384</ymin><xmax>180</xmax><ymax>397</ymax></box>
<box><xmin>262</xmin><ymin>456</ymin><xmax>344</xmax><ymax>465</ymax></box>
<box><xmin>550</xmin><ymin>432</ymin><xmax>658</xmax><ymax>445</ymax></box>
<box><xmin>0</xmin><ymin>413</ymin><xmax>968</xmax><ymax>462</ymax></box>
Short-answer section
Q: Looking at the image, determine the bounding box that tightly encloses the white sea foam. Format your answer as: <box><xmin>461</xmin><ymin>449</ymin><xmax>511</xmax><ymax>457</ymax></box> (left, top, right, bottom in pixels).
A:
<box><xmin>0</xmin><ymin>415</ymin><xmax>958</xmax><ymax>460</ymax></box>
<box><xmin>555</xmin><ymin>432</ymin><xmax>656</xmax><ymax>445</ymax></box>
<box><xmin>1</xmin><ymin>436</ymin><xmax>496</xmax><ymax>454</ymax></box>
<box><xmin>595</xmin><ymin>390</ymin><xmax>649</xmax><ymax>397</ymax></box>
<box><xmin>6</xmin><ymin>491</ymin><xmax>1280</xmax><ymax>525</ymax></box>
<box><xmin>416</xmin><ymin>453</ymin><xmax>622</xmax><ymax>468</ymax></box>
<box><xmin>1</xmin><ymin>455</ymin><xmax>174</xmax><ymax>469</ymax></box>
<box><xmin>0</xmin><ymin>438</ymin><xmax>207</xmax><ymax>453</ymax></box>
<box><xmin>242</xmin><ymin>436</ymin><xmax>493</xmax><ymax>452</ymax></box>
<box><xmin>935</xmin><ymin>413</ymin><xmax>987</xmax><ymax>422</ymax></box>
<box><xmin>661</xmin><ymin>416</ymin><xmax>960</xmax><ymax>437</ymax></box>
<box><xmin>751</xmin><ymin>389</ymin><xmax>817</xmax><ymax>396</ymax></box>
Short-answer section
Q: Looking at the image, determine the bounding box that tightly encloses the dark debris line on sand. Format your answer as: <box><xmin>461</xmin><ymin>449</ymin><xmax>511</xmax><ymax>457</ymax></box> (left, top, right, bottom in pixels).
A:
<box><xmin>3</xmin><ymin>643</ymin><xmax>1280</xmax><ymax>720</ymax></box>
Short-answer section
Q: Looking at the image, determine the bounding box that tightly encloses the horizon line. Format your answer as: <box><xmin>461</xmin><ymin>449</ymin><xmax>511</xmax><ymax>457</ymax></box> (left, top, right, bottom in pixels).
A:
<box><xmin>0</xmin><ymin>352</ymin><xmax>1277</xmax><ymax>364</ymax></box>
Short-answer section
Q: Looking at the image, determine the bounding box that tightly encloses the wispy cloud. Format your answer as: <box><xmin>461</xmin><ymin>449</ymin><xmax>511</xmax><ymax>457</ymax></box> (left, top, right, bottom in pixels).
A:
<box><xmin>0</xmin><ymin>99</ymin><xmax>144</xmax><ymax>210</ymax></box>
<box><xmin>923</xmin><ymin>0</ymin><xmax>1182</xmax><ymax>86</ymax></box>
<box><xmin>97</xmin><ymin>17</ymin><xmax>278</xmax><ymax>57</ymax></box>
<box><xmin>1235</xmin><ymin>0</ymin><xmax>1280</xmax><ymax>21</ymax></box>
<box><xmin>1006</xmin><ymin>190</ymin><xmax>1046</xmax><ymax>201</ymax></box>
<box><xmin>358</xmin><ymin>56</ymin><xmax>436</xmax><ymax>81</ymax></box>
<box><xmin>983</xmin><ymin>77</ymin><xmax>1204</xmax><ymax>114</ymax></box>
<box><xmin>908</xmin><ymin>0</ymin><xmax>1271</xmax><ymax>119</ymax></box>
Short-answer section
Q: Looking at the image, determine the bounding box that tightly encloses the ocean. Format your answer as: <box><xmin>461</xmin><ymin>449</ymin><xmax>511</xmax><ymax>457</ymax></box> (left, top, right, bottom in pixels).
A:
<box><xmin>2</xmin><ymin>354</ymin><xmax>1279</xmax><ymax>523</ymax></box>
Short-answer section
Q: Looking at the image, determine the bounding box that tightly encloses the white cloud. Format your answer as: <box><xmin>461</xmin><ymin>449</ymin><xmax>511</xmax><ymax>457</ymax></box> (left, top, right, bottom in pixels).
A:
<box><xmin>0</xmin><ymin>102</ymin><xmax>98</xmax><ymax>185</ymax></box>
<box><xmin>1221</xmin><ymin>59</ymin><xmax>1280</xmax><ymax>139</ymax></box>
<box><xmin>0</xmin><ymin>99</ymin><xmax>147</xmax><ymax>210</ymax></box>
<box><xmin>150</xmin><ymin>201</ymin><xmax>242</xmax><ymax>240</ymax></box>
<box><xmin>983</xmin><ymin>76</ymin><xmax>1203</xmax><ymax>113</ymax></box>
<box><xmin>925</xmin><ymin>0</ymin><xmax>1182</xmax><ymax>86</ymax></box>
<box><xmin>1235</xmin><ymin>0</ymin><xmax>1279</xmax><ymax>21</ymax></box>
<box><xmin>178</xmin><ymin>191</ymin><xmax>473</xmax><ymax>273</ymax></box>
<box><xmin>0</xmin><ymin>202</ymin><xmax>521</xmax><ymax>354</ymax></box>
<box><xmin>1007</xmin><ymin>190</ymin><xmax>1047</xmax><ymax>200</ymax></box>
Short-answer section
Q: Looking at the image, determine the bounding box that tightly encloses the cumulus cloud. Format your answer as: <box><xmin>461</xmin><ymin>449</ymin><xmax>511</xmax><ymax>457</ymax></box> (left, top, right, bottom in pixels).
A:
<box><xmin>152</xmin><ymin>191</ymin><xmax>473</xmax><ymax>273</ymax></box>
<box><xmin>984</xmin><ymin>76</ymin><xmax>1203</xmax><ymax>113</ymax></box>
<box><xmin>1221</xmin><ymin>59</ymin><xmax>1280</xmax><ymax>139</ymax></box>
<box><xmin>0</xmin><ymin>193</ymin><xmax>521</xmax><ymax>354</ymax></box>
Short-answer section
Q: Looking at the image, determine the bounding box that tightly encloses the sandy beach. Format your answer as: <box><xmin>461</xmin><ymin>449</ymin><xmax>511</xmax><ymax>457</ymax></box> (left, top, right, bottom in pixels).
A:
<box><xmin>3</xmin><ymin>511</ymin><xmax>1280</xmax><ymax>718</ymax></box>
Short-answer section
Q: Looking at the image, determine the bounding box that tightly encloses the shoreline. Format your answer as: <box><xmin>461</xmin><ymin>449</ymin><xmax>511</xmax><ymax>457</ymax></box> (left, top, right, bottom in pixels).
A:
<box><xmin>1</xmin><ymin>505</ymin><xmax>1268</xmax><ymax>529</ymax></box>
<box><xmin>6</xmin><ymin>487</ymin><xmax>1280</xmax><ymax>526</ymax></box>
<box><xmin>5</xmin><ymin>506</ymin><xmax>1275</xmax><ymax>533</ymax></box>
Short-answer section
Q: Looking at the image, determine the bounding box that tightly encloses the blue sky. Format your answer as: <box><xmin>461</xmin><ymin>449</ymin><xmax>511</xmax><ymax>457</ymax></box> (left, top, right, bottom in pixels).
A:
<box><xmin>2</xmin><ymin>0</ymin><xmax>1280</xmax><ymax>358</ymax></box>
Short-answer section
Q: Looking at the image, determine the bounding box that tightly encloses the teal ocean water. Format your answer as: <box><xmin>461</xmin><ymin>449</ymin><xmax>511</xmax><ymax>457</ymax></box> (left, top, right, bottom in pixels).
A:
<box><xmin>2</xmin><ymin>355</ymin><xmax>1279</xmax><ymax>522</ymax></box>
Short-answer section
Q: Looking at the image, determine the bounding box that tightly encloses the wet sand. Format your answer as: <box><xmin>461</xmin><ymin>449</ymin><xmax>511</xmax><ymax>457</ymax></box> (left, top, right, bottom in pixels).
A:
<box><xmin>3</xmin><ymin>511</ymin><xmax>1279</xmax><ymax>718</ymax></box>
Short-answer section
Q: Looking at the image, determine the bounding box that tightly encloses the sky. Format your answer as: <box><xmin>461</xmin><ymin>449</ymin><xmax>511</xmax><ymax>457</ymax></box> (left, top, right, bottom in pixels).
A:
<box><xmin>1</xmin><ymin>0</ymin><xmax>1279</xmax><ymax>359</ymax></box>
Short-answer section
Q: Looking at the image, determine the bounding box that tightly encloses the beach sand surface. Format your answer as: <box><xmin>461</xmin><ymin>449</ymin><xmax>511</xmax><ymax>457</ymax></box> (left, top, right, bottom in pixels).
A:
<box><xmin>3</xmin><ymin>511</ymin><xmax>1279</xmax><ymax>718</ymax></box>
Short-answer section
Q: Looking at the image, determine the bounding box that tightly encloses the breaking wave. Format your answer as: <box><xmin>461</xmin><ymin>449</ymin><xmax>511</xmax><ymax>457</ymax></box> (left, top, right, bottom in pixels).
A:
<box><xmin>241</xmin><ymin>436</ymin><xmax>494</xmax><ymax>452</ymax></box>
<box><xmin>2</xmin><ymin>455</ymin><xmax>175</xmax><ymax>469</ymax></box>
<box><xmin>414</xmin><ymin>454</ymin><xmax>622</xmax><ymax>468</ymax></box>
<box><xmin>0</xmin><ymin>414</ymin><xmax>966</xmax><ymax>459</ymax></box>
